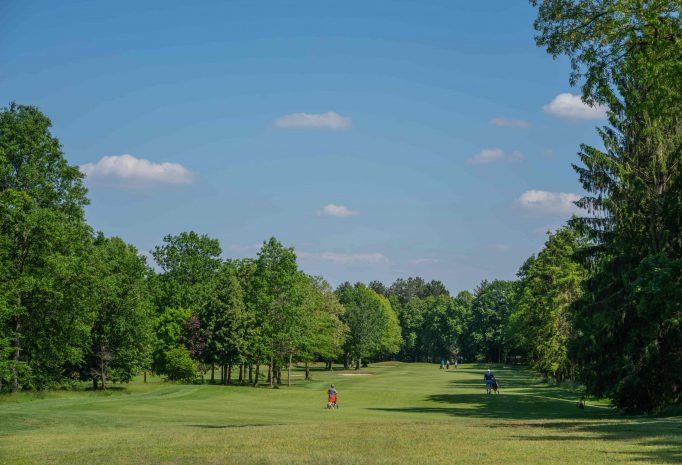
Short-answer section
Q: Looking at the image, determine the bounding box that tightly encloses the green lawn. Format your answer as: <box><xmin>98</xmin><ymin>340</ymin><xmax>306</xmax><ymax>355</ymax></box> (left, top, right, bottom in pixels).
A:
<box><xmin>1</xmin><ymin>363</ymin><xmax>680</xmax><ymax>465</ymax></box>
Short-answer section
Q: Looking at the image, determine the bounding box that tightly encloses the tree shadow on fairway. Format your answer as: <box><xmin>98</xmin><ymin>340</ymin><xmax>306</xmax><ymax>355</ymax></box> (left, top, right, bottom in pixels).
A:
<box><xmin>369</xmin><ymin>391</ymin><xmax>682</xmax><ymax>464</ymax></box>
<box><xmin>503</xmin><ymin>419</ymin><xmax>682</xmax><ymax>464</ymax></box>
<box><xmin>372</xmin><ymin>392</ymin><xmax>612</xmax><ymax>421</ymax></box>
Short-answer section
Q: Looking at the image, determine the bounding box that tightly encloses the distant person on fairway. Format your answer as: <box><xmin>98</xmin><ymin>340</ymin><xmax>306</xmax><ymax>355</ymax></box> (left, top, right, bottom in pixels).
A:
<box><xmin>446</xmin><ymin>359</ymin><xmax>450</xmax><ymax>369</ymax></box>
<box><xmin>440</xmin><ymin>360</ymin><xmax>444</xmax><ymax>369</ymax></box>
<box><xmin>327</xmin><ymin>384</ymin><xmax>338</xmax><ymax>409</ymax></box>
<box><xmin>454</xmin><ymin>359</ymin><xmax>458</xmax><ymax>369</ymax></box>
<box><xmin>484</xmin><ymin>369</ymin><xmax>494</xmax><ymax>395</ymax></box>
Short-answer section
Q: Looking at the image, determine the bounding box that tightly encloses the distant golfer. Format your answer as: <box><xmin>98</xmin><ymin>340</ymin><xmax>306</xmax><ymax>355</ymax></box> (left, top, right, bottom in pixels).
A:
<box><xmin>440</xmin><ymin>360</ymin><xmax>444</xmax><ymax>369</ymax></box>
<box><xmin>484</xmin><ymin>369</ymin><xmax>494</xmax><ymax>395</ymax></box>
<box><xmin>327</xmin><ymin>384</ymin><xmax>338</xmax><ymax>409</ymax></box>
<box><xmin>446</xmin><ymin>359</ymin><xmax>450</xmax><ymax>369</ymax></box>
<box><xmin>454</xmin><ymin>359</ymin><xmax>458</xmax><ymax>369</ymax></box>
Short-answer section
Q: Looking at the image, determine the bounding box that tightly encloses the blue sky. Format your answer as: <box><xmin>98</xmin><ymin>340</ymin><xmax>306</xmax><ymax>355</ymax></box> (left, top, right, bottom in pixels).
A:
<box><xmin>1</xmin><ymin>0</ymin><xmax>606</xmax><ymax>292</ymax></box>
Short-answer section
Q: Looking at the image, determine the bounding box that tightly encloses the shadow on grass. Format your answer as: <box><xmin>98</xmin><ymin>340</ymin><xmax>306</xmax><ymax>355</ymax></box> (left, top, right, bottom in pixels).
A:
<box><xmin>369</xmin><ymin>390</ymin><xmax>682</xmax><ymax>464</ymax></box>
<box><xmin>187</xmin><ymin>423</ymin><xmax>284</xmax><ymax>429</ymax></box>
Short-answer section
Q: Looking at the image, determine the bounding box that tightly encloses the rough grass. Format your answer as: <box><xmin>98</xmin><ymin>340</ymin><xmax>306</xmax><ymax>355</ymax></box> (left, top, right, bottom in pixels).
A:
<box><xmin>1</xmin><ymin>363</ymin><xmax>680</xmax><ymax>465</ymax></box>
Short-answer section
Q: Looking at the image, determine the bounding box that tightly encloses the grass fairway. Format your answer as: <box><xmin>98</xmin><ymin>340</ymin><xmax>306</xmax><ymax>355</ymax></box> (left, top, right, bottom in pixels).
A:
<box><xmin>1</xmin><ymin>363</ymin><xmax>680</xmax><ymax>465</ymax></box>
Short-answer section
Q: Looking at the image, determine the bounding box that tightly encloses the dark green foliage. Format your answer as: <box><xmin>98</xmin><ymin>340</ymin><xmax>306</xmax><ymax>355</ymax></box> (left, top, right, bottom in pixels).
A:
<box><xmin>151</xmin><ymin>231</ymin><xmax>222</xmax><ymax>313</ymax></box>
<box><xmin>88</xmin><ymin>234</ymin><xmax>154</xmax><ymax>389</ymax></box>
<box><xmin>532</xmin><ymin>0</ymin><xmax>682</xmax><ymax>411</ymax></box>
<box><xmin>202</xmin><ymin>263</ymin><xmax>249</xmax><ymax>373</ymax></box>
<box><xmin>0</xmin><ymin>103</ymin><xmax>93</xmax><ymax>392</ymax></box>
<box><xmin>468</xmin><ymin>280</ymin><xmax>515</xmax><ymax>363</ymax></box>
<box><xmin>510</xmin><ymin>226</ymin><xmax>587</xmax><ymax>380</ymax></box>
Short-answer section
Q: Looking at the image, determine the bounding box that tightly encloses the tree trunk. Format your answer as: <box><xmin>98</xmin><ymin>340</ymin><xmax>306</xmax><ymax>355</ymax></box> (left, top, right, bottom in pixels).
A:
<box><xmin>248</xmin><ymin>364</ymin><xmax>253</xmax><ymax>384</ymax></box>
<box><xmin>227</xmin><ymin>363</ymin><xmax>232</xmax><ymax>384</ymax></box>
<box><xmin>144</xmin><ymin>371</ymin><xmax>147</xmax><ymax>383</ymax></box>
<box><xmin>305</xmin><ymin>361</ymin><xmax>310</xmax><ymax>380</ymax></box>
<box><xmin>11</xmin><ymin>314</ymin><xmax>21</xmax><ymax>394</ymax></box>
<box><xmin>253</xmin><ymin>363</ymin><xmax>260</xmax><ymax>387</ymax></box>
<box><xmin>210</xmin><ymin>364</ymin><xmax>215</xmax><ymax>383</ymax></box>
<box><xmin>287</xmin><ymin>354</ymin><xmax>292</xmax><ymax>387</ymax></box>
<box><xmin>100</xmin><ymin>352</ymin><xmax>107</xmax><ymax>391</ymax></box>
<box><xmin>267</xmin><ymin>359</ymin><xmax>272</xmax><ymax>387</ymax></box>
<box><xmin>356</xmin><ymin>357</ymin><xmax>361</xmax><ymax>370</ymax></box>
<box><xmin>344</xmin><ymin>355</ymin><xmax>349</xmax><ymax>370</ymax></box>
<box><xmin>239</xmin><ymin>364</ymin><xmax>243</xmax><ymax>384</ymax></box>
<box><xmin>93</xmin><ymin>377</ymin><xmax>98</xmax><ymax>391</ymax></box>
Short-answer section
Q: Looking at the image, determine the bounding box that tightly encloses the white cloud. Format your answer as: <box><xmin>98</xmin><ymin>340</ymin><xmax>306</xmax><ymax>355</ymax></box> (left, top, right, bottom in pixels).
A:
<box><xmin>80</xmin><ymin>154</ymin><xmax>196</xmax><ymax>187</ymax></box>
<box><xmin>542</xmin><ymin>93</ymin><xmax>607</xmax><ymax>120</ymax></box>
<box><xmin>298</xmin><ymin>251</ymin><xmax>388</xmax><ymax>264</ymax></box>
<box><xmin>490</xmin><ymin>117</ymin><xmax>531</xmax><ymax>129</ymax></box>
<box><xmin>518</xmin><ymin>190</ymin><xmax>581</xmax><ymax>215</ymax></box>
<box><xmin>274</xmin><ymin>111</ymin><xmax>351</xmax><ymax>130</ymax></box>
<box><xmin>317</xmin><ymin>203</ymin><xmax>359</xmax><ymax>217</ymax></box>
<box><xmin>467</xmin><ymin>148</ymin><xmax>505</xmax><ymax>165</ymax></box>
<box><xmin>493</xmin><ymin>244</ymin><xmax>511</xmax><ymax>252</ymax></box>
<box><xmin>467</xmin><ymin>148</ymin><xmax>523</xmax><ymax>165</ymax></box>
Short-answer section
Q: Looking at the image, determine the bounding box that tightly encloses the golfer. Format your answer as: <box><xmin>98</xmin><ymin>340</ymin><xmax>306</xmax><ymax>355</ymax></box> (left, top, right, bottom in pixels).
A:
<box><xmin>484</xmin><ymin>369</ymin><xmax>494</xmax><ymax>395</ymax></box>
<box><xmin>327</xmin><ymin>384</ymin><xmax>338</xmax><ymax>408</ymax></box>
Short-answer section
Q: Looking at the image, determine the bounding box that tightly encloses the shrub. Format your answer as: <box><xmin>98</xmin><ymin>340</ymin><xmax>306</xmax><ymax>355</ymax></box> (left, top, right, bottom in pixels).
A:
<box><xmin>164</xmin><ymin>347</ymin><xmax>196</xmax><ymax>382</ymax></box>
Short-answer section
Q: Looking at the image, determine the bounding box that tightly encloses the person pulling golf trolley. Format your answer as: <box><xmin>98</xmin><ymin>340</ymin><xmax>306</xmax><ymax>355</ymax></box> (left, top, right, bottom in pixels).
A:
<box><xmin>326</xmin><ymin>384</ymin><xmax>339</xmax><ymax>409</ymax></box>
<box><xmin>484</xmin><ymin>369</ymin><xmax>499</xmax><ymax>395</ymax></box>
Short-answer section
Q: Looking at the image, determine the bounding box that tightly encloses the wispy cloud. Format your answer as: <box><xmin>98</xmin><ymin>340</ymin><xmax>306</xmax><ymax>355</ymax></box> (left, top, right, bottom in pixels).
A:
<box><xmin>490</xmin><ymin>117</ymin><xmax>531</xmax><ymax>129</ymax></box>
<box><xmin>517</xmin><ymin>190</ymin><xmax>581</xmax><ymax>215</ymax></box>
<box><xmin>492</xmin><ymin>244</ymin><xmax>511</xmax><ymax>252</ymax></box>
<box><xmin>467</xmin><ymin>148</ymin><xmax>505</xmax><ymax>165</ymax></box>
<box><xmin>274</xmin><ymin>111</ymin><xmax>351</xmax><ymax>130</ymax></box>
<box><xmin>298</xmin><ymin>251</ymin><xmax>388</xmax><ymax>264</ymax></box>
<box><xmin>410</xmin><ymin>258</ymin><xmax>441</xmax><ymax>265</ymax></box>
<box><xmin>542</xmin><ymin>93</ymin><xmax>607</xmax><ymax>120</ymax></box>
<box><xmin>317</xmin><ymin>203</ymin><xmax>359</xmax><ymax>217</ymax></box>
<box><xmin>80</xmin><ymin>154</ymin><xmax>197</xmax><ymax>188</ymax></box>
<box><xmin>467</xmin><ymin>148</ymin><xmax>523</xmax><ymax>165</ymax></box>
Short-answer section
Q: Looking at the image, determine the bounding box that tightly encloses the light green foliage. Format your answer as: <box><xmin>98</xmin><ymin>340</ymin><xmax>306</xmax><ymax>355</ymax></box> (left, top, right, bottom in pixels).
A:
<box><xmin>377</xmin><ymin>293</ymin><xmax>402</xmax><ymax>355</ymax></box>
<box><xmin>163</xmin><ymin>346</ymin><xmax>196</xmax><ymax>382</ymax></box>
<box><xmin>89</xmin><ymin>234</ymin><xmax>154</xmax><ymax>388</ymax></box>
<box><xmin>297</xmin><ymin>276</ymin><xmax>347</xmax><ymax>363</ymax></box>
<box><xmin>510</xmin><ymin>226</ymin><xmax>587</xmax><ymax>380</ymax></box>
<box><xmin>336</xmin><ymin>283</ymin><xmax>400</xmax><ymax>368</ymax></box>
<box><xmin>153</xmin><ymin>307</ymin><xmax>191</xmax><ymax>376</ymax></box>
